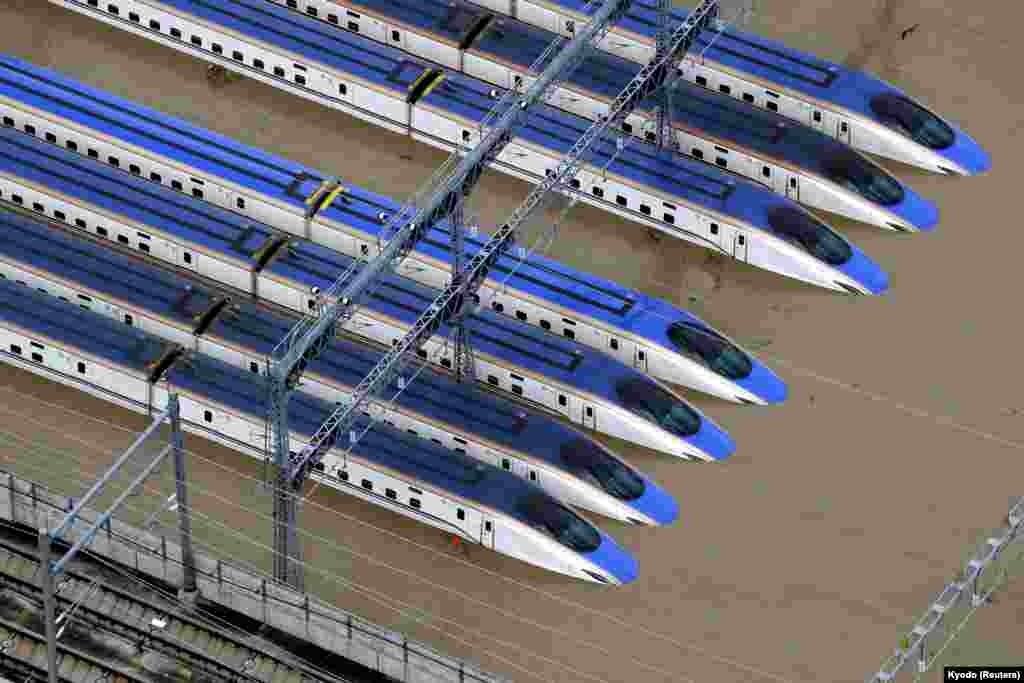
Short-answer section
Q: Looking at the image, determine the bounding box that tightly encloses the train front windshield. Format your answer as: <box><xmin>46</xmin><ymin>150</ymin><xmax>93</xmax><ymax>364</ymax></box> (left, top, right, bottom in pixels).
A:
<box><xmin>667</xmin><ymin>322</ymin><xmax>753</xmax><ymax>380</ymax></box>
<box><xmin>767</xmin><ymin>207</ymin><xmax>853</xmax><ymax>266</ymax></box>
<box><xmin>822</xmin><ymin>149</ymin><xmax>905</xmax><ymax>206</ymax></box>
<box><xmin>615</xmin><ymin>377</ymin><xmax>701</xmax><ymax>437</ymax></box>
<box><xmin>560</xmin><ymin>439</ymin><xmax>645</xmax><ymax>501</ymax></box>
<box><xmin>870</xmin><ymin>94</ymin><xmax>955</xmax><ymax>150</ymax></box>
<box><xmin>521</xmin><ymin>494</ymin><xmax>602</xmax><ymax>552</ymax></box>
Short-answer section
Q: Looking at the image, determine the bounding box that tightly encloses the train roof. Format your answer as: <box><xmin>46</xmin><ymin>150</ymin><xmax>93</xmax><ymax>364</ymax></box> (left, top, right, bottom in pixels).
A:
<box><xmin>0</xmin><ymin>55</ymin><xmax>734</xmax><ymax>348</ymax></box>
<box><xmin>0</xmin><ymin>211</ymin><xmax>213</xmax><ymax>331</ymax></box>
<box><xmin>166</xmin><ymin>351</ymin><xmax>563</xmax><ymax>520</ymax></box>
<box><xmin>0</xmin><ymin>275</ymin><xmax>174</xmax><ymax>379</ymax></box>
<box><xmin>130</xmin><ymin>0</ymin><xmax>799</xmax><ymax>233</ymax></box>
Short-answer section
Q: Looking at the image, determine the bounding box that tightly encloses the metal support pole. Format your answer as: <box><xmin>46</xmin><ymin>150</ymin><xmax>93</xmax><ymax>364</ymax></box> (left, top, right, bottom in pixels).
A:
<box><xmin>39</xmin><ymin>527</ymin><xmax>57</xmax><ymax>683</ymax></box>
<box><xmin>169</xmin><ymin>395</ymin><xmax>197</xmax><ymax>597</ymax></box>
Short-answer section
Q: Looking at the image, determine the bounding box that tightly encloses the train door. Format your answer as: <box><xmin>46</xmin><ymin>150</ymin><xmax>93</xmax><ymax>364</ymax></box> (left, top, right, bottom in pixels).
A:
<box><xmin>837</xmin><ymin>118</ymin><xmax>852</xmax><ymax>145</ymax></box>
<box><xmin>633</xmin><ymin>346</ymin><xmax>648</xmax><ymax>373</ymax></box>
<box><xmin>582</xmin><ymin>403</ymin><xmax>597</xmax><ymax>431</ymax></box>
<box><xmin>784</xmin><ymin>174</ymin><xmax>800</xmax><ymax>202</ymax></box>
<box><xmin>481</xmin><ymin>518</ymin><xmax>495</xmax><ymax>549</ymax></box>
<box><xmin>733</xmin><ymin>232</ymin><xmax>749</xmax><ymax>262</ymax></box>
<box><xmin>809</xmin><ymin>107</ymin><xmax>826</xmax><ymax>134</ymax></box>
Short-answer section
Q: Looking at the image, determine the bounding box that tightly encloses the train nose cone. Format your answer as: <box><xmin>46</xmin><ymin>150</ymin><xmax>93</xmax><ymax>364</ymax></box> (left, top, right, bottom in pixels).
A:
<box><xmin>899</xmin><ymin>191</ymin><xmax>939</xmax><ymax>232</ymax></box>
<box><xmin>838</xmin><ymin>247</ymin><xmax>889</xmax><ymax>296</ymax></box>
<box><xmin>687</xmin><ymin>414</ymin><xmax>736</xmax><ymax>461</ymax></box>
<box><xmin>948</xmin><ymin>132</ymin><xmax>992</xmax><ymax>176</ymax></box>
<box><xmin>741</xmin><ymin>361</ymin><xmax>788</xmax><ymax>406</ymax></box>
<box><xmin>630</xmin><ymin>478</ymin><xmax>680</xmax><ymax>526</ymax></box>
<box><xmin>587</xmin><ymin>532</ymin><xmax>639</xmax><ymax>585</ymax></box>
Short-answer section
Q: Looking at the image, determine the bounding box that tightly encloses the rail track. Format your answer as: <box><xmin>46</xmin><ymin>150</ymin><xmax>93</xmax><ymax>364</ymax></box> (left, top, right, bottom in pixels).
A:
<box><xmin>0</xmin><ymin>538</ymin><xmax>350</xmax><ymax>683</ymax></box>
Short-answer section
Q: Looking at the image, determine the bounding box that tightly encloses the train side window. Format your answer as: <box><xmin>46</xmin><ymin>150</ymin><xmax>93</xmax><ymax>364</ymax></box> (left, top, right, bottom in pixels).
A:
<box><xmin>124</xmin><ymin>314</ymin><xmax>134</xmax><ymax>326</ymax></box>
<box><xmin>691</xmin><ymin>148</ymin><xmax>703</xmax><ymax>160</ymax></box>
<box><xmin>585</xmin><ymin>406</ymin><xmax>593</xmax><ymax>417</ymax></box>
<box><xmin>462</xmin><ymin>130</ymin><xmax>471</xmax><ymax>142</ymax></box>
<box><xmin>610</xmin><ymin>338</ymin><xmax>619</xmax><ymax>350</ymax></box>
<box><xmin>492</xmin><ymin>301</ymin><xmax>504</xmax><ymax>313</ymax></box>
<box><xmin>96</xmin><ymin>226</ymin><xmax>108</xmax><ymax>237</ymax></box>
<box><xmin>529</xmin><ymin>471</ymin><xmax>537</xmax><ymax>481</ymax></box>
<box><xmin>203</xmin><ymin>410</ymin><xmax>213</xmax><ymax>423</ymax></box>
<box><xmin>663</xmin><ymin>213</ymin><xmax>675</xmax><ymax>225</ymax></box>
<box><xmin>540</xmin><ymin>320</ymin><xmax>551</xmax><ymax>331</ymax></box>
<box><xmin>1</xmin><ymin>116</ymin><xmax>12</xmax><ymax>126</ymax></box>
<box><xmin>616</xmin><ymin>195</ymin><xmax>627</xmax><ymax>207</ymax></box>
<box><xmin>511</xmin><ymin>385</ymin><xmax>523</xmax><ymax>396</ymax></box>
<box><xmin>501</xmin><ymin>458</ymin><xmax>510</xmax><ymax>470</ymax></box>
<box><xmin>719</xmin><ymin>84</ymin><xmax>731</xmax><ymax>95</ymax></box>
<box><xmin>53</xmin><ymin>210</ymin><xmax>66</xmax><ymax>222</ymax></box>
<box><xmin>45</xmin><ymin>132</ymin><xmax>57</xmax><ymax>143</ymax></box>
<box><xmin>762</xmin><ymin>166</ymin><xmax>771</xmax><ymax>178</ymax></box>
<box><xmin>738</xmin><ymin>235</ymin><xmax>746</xmax><ymax>246</ymax></box>
<box><xmin>335</xmin><ymin>469</ymin><xmax>348</xmax><ymax>481</ymax></box>
<box><xmin>286</xmin><ymin>0</ymin><xmax>297</xmax><ymax>6</ymax></box>
<box><xmin>329</xmin><ymin>14</ymin><xmax>340</xmax><ymax>25</ymax></box>
<box><xmin>148</xmin><ymin>19</ymin><xmax>159</xmax><ymax>29</ymax></box>
<box><xmin>236</xmin><ymin>197</ymin><xmax>246</xmax><ymax>209</ymax></box>
<box><xmin>716</xmin><ymin>157</ymin><xmax>727</xmax><ymax>168</ymax></box>
<box><xmin>790</xmin><ymin>178</ymin><xmax>797</xmax><ymax>188</ymax></box>
<box><xmin>253</xmin><ymin>58</ymin><xmax>265</xmax><ymax>70</ymax></box>
<box><xmin>695</xmin><ymin>75</ymin><xmax>707</xmax><ymax>87</ymax></box>
<box><xmin>9</xmin><ymin>344</ymin><xmax>21</xmax><ymax>355</ymax></box>
<box><xmin>108</xmin><ymin>156</ymin><xmax>120</xmax><ymax>168</ymax></box>
<box><xmin>135</xmin><ymin>240</ymin><xmax>148</xmax><ymax>252</ymax></box>
<box><xmin>211</xmin><ymin>43</ymin><xmax>223</xmax><ymax>54</ymax></box>
<box><xmin>569</xmin><ymin>178</ymin><xmax>580</xmax><ymax>189</ymax></box>
<box><xmin>361</xmin><ymin>479</ymin><xmax>373</xmax><ymax>490</ymax></box>
<box><xmin>107</xmin><ymin>5</ymin><xmax>119</xmax><ymax>15</ymax></box>
<box><xmin>129</xmin><ymin>164</ymin><xmax>141</xmax><ymax>175</ymax></box>
<box><xmin>813</xmin><ymin>111</ymin><xmax>822</xmax><ymax>123</ymax></box>
<box><xmin>487</xmin><ymin>375</ymin><xmax>499</xmax><ymax>386</ymax></box>
<box><xmin>348</xmin><ymin>21</ymin><xmax>360</xmax><ymax>32</ymax></box>
<box><xmin>409</xmin><ymin>498</ymin><xmax>421</xmax><ymax>509</ymax></box>
<box><xmin>192</xmin><ymin>188</ymin><xmax>204</xmax><ymax>199</ymax></box>
<box><xmin>75</xmin><ymin>218</ymin><xmax>87</xmax><ymax>229</ymax></box>
<box><xmin>558</xmin><ymin>394</ymin><xmax>567</xmax><ymax>407</ymax></box>
<box><xmin>386</xmin><ymin>488</ymin><xmax>397</xmax><ymax>499</ymax></box>
<box><xmin>249</xmin><ymin>361</ymin><xmax>259</xmax><ymax>373</ymax></box>
<box><xmin>840</xmin><ymin>122</ymin><xmax>849</xmax><ymax>133</ymax></box>
<box><xmin>391</xmin><ymin>29</ymin><xmax>400</xmax><ymax>40</ymax></box>
<box><xmin>440</xmin><ymin>357</ymin><xmax>452</xmax><ymax>368</ymax></box>
<box><xmin>183</xmin><ymin>252</ymin><xmax>192</xmax><ymax>264</ymax></box>
<box><xmin>457</xmin><ymin>508</ymin><xmax>465</xmax><ymax>520</ymax></box>
<box><xmin>88</xmin><ymin>148</ymin><xmax>99</xmax><ymax>159</ymax></box>
<box><xmin>24</xmin><ymin>124</ymin><xmax>35</xmax><ymax>136</ymax></box>
<box><xmin>150</xmin><ymin>172</ymin><xmax>162</xmax><ymax>183</ymax></box>
<box><xmin>563</xmin><ymin>328</ymin><xmax>575</xmax><ymax>340</ymax></box>
<box><xmin>339</xmin><ymin>83</ymin><xmax>348</xmax><ymax>95</ymax></box>
<box><xmin>621</xmin><ymin>122</ymin><xmax>632</xmax><ymax>134</ymax></box>
<box><xmin>592</xmin><ymin>186</ymin><xmax>604</xmax><ymax>198</ymax></box>
<box><xmin>170</xmin><ymin>28</ymin><xmax>182</xmax><ymax>39</ymax></box>
<box><xmin>191</xmin><ymin>35</ymin><xmax>202</xmax><ymax>47</ymax></box>
<box><xmin>171</xmin><ymin>180</ymin><xmax>183</xmax><ymax>191</ymax></box>
<box><xmin>274</xmin><ymin>66</ymin><xmax>285</xmax><ymax>77</ymax></box>
<box><xmin>306</xmin><ymin>6</ymin><xmax>318</xmax><ymax>17</ymax></box>
<box><xmin>710</xmin><ymin>223</ymin><xmax>719</xmax><ymax>235</ymax></box>
<box><xmin>77</xmin><ymin>361</ymin><xmax>86</xmax><ymax>374</ymax></box>
<box><xmin>10</xmin><ymin>195</ymin><xmax>22</xmax><ymax>205</ymax></box>
<box><xmin>416</xmin><ymin>349</ymin><xmax>427</xmax><ymax>359</ymax></box>
<box><xmin>32</xmin><ymin>202</ymin><xmax>44</xmax><ymax>213</ymax></box>
<box><xmin>516</xmin><ymin>310</ymin><xmax>527</xmax><ymax>321</ymax></box>
<box><xmin>639</xmin><ymin>204</ymin><xmax>651</xmax><ymax>215</ymax></box>
<box><xmin>485</xmin><ymin>521</ymin><xmax>493</xmax><ymax>532</ymax></box>
<box><xmin>294</xmin><ymin>74</ymin><xmax>306</xmax><ymax>86</ymax></box>
<box><xmin>766</xmin><ymin>101</ymin><xmax>778</xmax><ymax>112</ymax></box>
<box><xmin>743</xmin><ymin>93</ymin><xmax>754</xmax><ymax>103</ymax></box>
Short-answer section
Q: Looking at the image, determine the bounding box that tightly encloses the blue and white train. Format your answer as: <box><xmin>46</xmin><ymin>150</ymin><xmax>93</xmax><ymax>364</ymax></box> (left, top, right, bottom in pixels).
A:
<box><xmin>46</xmin><ymin>0</ymin><xmax>890</xmax><ymax>294</ymax></box>
<box><xmin>0</xmin><ymin>279</ymin><xmax>639</xmax><ymax>584</ymax></box>
<box><xmin>393</xmin><ymin>0</ymin><xmax>991</xmax><ymax>175</ymax></box>
<box><xmin>0</xmin><ymin>126</ymin><xmax>734</xmax><ymax>461</ymax></box>
<box><xmin>263</xmin><ymin>0</ymin><xmax>938</xmax><ymax>232</ymax></box>
<box><xmin>0</xmin><ymin>54</ymin><xmax>788</xmax><ymax>405</ymax></box>
<box><xmin>0</xmin><ymin>210</ymin><xmax>678</xmax><ymax>525</ymax></box>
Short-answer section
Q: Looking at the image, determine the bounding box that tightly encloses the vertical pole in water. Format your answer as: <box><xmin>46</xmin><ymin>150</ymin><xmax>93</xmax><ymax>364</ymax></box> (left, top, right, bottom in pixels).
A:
<box><xmin>39</xmin><ymin>527</ymin><xmax>57</xmax><ymax>683</ymax></box>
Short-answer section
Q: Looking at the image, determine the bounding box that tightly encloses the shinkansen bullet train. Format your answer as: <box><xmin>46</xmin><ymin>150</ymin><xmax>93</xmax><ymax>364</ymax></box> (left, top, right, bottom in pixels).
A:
<box><xmin>0</xmin><ymin>127</ymin><xmax>734</xmax><ymax>461</ymax></box>
<box><xmin>0</xmin><ymin>211</ymin><xmax>678</xmax><ymax>525</ymax></box>
<box><xmin>48</xmin><ymin>0</ymin><xmax>889</xmax><ymax>295</ymax></box>
<box><xmin>0</xmin><ymin>54</ymin><xmax>788</xmax><ymax>405</ymax></box>
<box><xmin>389</xmin><ymin>0</ymin><xmax>991</xmax><ymax>175</ymax></box>
<box><xmin>262</xmin><ymin>0</ymin><xmax>938</xmax><ymax>232</ymax></box>
<box><xmin>0</xmin><ymin>283</ymin><xmax>639</xmax><ymax>584</ymax></box>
